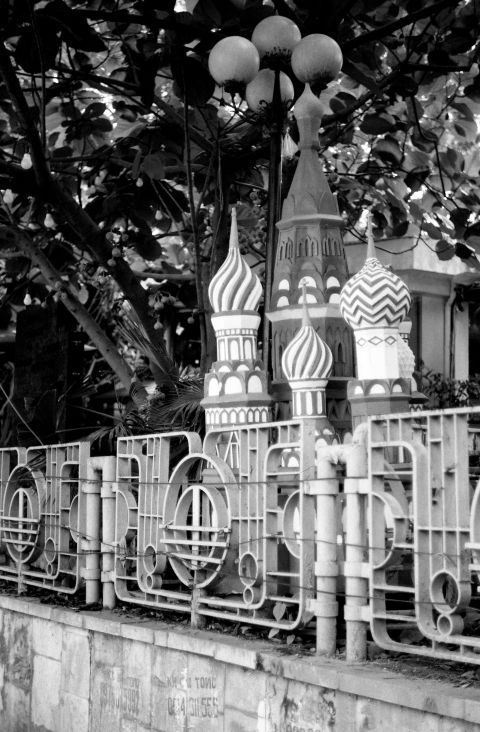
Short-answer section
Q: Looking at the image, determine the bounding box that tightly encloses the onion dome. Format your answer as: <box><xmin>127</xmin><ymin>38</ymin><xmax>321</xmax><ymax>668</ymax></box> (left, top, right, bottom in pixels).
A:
<box><xmin>209</xmin><ymin>207</ymin><xmax>262</xmax><ymax>313</ymax></box>
<box><xmin>340</xmin><ymin>215</ymin><xmax>411</xmax><ymax>328</ymax></box>
<box><xmin>282</xmin><ymin>289</ymin><xmax>333</xmax><ymax>380</ymax></box>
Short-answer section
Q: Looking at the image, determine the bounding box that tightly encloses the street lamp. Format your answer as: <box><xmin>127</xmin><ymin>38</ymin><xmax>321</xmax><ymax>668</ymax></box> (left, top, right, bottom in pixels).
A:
<box><xmin>208</xmin><ymin>16</ymin><xmax>343</xmax><ymax>373</ymax></box>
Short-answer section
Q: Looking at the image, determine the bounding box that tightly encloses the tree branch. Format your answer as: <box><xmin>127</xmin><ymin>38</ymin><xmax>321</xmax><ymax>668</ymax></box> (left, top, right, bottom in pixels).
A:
<box><xmin>3</xmin><ymin>225</ymin><xmax>135</xmax><ymax>394</ymax></box>
<box><xmin>0</xmin><ymin>40</ymin><xmax>175</xmax><ymax>377</ymax></box>
<box><xmin>342</xmin><ymin>0</ymin><xmax>460</xmax><ymax>51</ymax></box>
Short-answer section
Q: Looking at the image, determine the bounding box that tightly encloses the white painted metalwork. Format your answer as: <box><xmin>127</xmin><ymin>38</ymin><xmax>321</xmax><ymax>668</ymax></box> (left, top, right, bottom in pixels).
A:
<box><xmin>112</xmin><ymin>421</ymin><xmax>318</xmax><ymax>631</ymax></box>
<box><xmin>4</xmin><ymin>404</ymin><xmax>480</xmax><ymax>665</ymax></box>
<box><xmin>367</xmin><ymin>405</ymin><xmax>480</xmax><ymax>664</ymax></box>
<box><xmin>0</xmin><ymin>442</ymin><xmax>91</xmax><ymax>594</ymax></box>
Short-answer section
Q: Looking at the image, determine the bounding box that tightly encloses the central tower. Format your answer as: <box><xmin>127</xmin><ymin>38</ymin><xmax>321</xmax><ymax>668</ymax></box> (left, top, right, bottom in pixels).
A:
<box><xmin>267</xmin><ymin>84</ymin><xmax>354</xmax><ymax>435</ymax></box>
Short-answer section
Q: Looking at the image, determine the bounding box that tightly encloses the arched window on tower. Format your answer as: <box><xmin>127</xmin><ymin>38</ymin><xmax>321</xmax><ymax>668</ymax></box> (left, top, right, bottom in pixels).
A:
<box><xmin>334</xmin><ymin>341</ymin><xmax>346</xmax><ymax>376</ymax></box>
<box><xmin>298</xmin><ymin>276</ymin><xmax>318</xmax><ymax>304</ymax></box>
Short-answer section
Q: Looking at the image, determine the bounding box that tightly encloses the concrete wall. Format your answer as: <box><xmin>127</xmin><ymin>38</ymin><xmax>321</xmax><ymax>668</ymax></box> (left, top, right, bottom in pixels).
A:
<box><xmin>1</xmin><ymin>595</ymin><xmax>480</xmax><ymax>732</ymax></box>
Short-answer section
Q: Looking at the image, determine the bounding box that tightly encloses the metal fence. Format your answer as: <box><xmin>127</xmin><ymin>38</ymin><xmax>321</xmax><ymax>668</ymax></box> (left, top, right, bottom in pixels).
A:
<box><xmin>113</xmin><ymin>422</ymin><xmax>318</xmax><ymax>632</ymax></box>
<box><xmin>366</xmin><ymin>406</ymin><xmax>480</xmax><ymax>664</ymax></box>
<box><xmin>2</xmin><ymin>407</ymin><xmax>480</xmax><ymax>664</ymax></box>
<box><xmin>0</xmin><ymin>442</ymin><xmax>91</xmax><ymax>595</ymax></box>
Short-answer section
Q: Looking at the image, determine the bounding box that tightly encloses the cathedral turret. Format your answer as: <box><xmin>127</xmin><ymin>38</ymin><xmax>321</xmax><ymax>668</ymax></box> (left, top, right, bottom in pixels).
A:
<box><xmin>268</xmin><ymin>83</ymin><xmax>353</xmax><ymax>436</ymax></box>
<box><xmin>202</xmin><ymin>208</ymin><xmax>272</xmax><ymax>429</ymax></box>
<box><xmin>282</xmin><ymin>287</ymin><xmax>335</xmax><ymax>443</ymax></box>
<box><xmin>339</xmin><ymin>214</ymin><xmax>412</xmax><ymax>426</ymax></box>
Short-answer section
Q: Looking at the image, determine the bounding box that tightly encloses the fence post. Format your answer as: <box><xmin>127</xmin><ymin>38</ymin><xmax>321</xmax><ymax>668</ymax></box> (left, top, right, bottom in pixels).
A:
<box><xmin>100</xmin><ymin>456</ymin><xmax>117</xmax><ymax>609</ymax></box>
<box><xmin>83</xmin><ymin>458</ymin><xmax>102</xmax><ymax>604</ymax></box>
<box><xmin>191</xmin><ymin>572</ymin><xmax>207</xmax><ymax>629</ymax></box>
<box><xmin>308</xmin><ymin>447</ymin><xmax>340</xmax><ymax>657</ymax></box>
<box><xmin>344</xmin><ymin>425</ymin><xmax>369</xmax><ymax>662</ymax></box>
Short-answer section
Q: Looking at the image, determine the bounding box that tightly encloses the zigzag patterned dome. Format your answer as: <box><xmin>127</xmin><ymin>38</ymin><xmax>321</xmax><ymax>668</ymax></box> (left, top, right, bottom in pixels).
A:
<box><xmin>340</xmin><ymin>256</ymin><xmax>411</xmax><ymax>328</ymax></box>
<box><xmin>282</xmin><ymin>296</ymin><xmax>333</xmax><ymax>380</ymax></box>
<box><xmin>209</xmin><ymin>207</ymin><xmax>262</xmax><ymax>313</ymax></box>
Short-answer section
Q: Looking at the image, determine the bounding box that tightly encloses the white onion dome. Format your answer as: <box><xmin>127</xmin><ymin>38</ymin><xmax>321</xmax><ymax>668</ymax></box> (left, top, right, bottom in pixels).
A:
<box><xmin>208</xmin><ymin>207</ymin><xmax>262</xmax><ymax>313</ymax></box>
<box><xmin>282</xmin><ymin>295</ymin><xmax>333</xmax><ymax>380</ymax></box>
<box><xmin>339</xmin><ymin>219</ymin><xmax>411</xmax><ymax>328</ymax></box>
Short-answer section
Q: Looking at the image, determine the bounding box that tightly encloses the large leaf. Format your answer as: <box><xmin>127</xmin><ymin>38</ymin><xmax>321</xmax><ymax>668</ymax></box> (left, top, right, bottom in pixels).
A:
<box><xmin>171</xmin><ymin>56</ymin><xmax>215</xmax><ymax>106</ymax></box>
<box><xmin>438</xmin><ymin>149</ymin><xmax>460</xmax><ymax>178</ymax></box>
<box><xmin>465</xmin><ymin>222</ymin><xmax>480</xmax><ymax>250</ymax></box>
<box><xmin>360</xmin><ymin>112</ymin><xmax>396</xmax><ymax>135</ymax></box>
<box><xmin>128</xmin><ymin>230</ymin><xmax>163</xmax><ymax>261</ymax></box>
<box><xmin>436</xmin><ymin>240</ymin><xmax>456</xmax><ymax>260</ymax></box>
<box><xmin>40</xmin><ymin>1</ymin><xmax>106</xmax><ymax>52</ymax></box>
<box><xmin>141</xmin><ymin>153</ymin><xmax>166</xmax><ymax>180</ymax></box>
<box><xmin>372</xmin><ymin>137</ymin><xmax>402</xmax><ymax>166</ymax></box>
<box><xmin>14</xmin><ymin>24</ymin><xmax>61</xmax><ymax>73</ymax></box>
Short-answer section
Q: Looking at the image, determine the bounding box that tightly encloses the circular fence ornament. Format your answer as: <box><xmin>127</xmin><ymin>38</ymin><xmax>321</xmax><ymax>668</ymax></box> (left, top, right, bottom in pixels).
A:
<box><xmin>163</xmin><ymin>454</ymin><xmax>233</xmax><ymax>588</ymax></box>
<box><xmin>282</xmin><ymin>490</ymin><xmax>302</xmax><ymax>558</ymax></box>
<box><xmin>114</xmin><ymin>486</ymin><xmax>138</xmax><ymax>576</ymax></box>
<box><xmin>2</xmin><ymin>465</ymin><xmax>46</xmax><ymax>564</ymax></box>
<box><xmin>370</xmin><ymin>491</ymin><xmax>409</xmax><ymax>571</ymax></box>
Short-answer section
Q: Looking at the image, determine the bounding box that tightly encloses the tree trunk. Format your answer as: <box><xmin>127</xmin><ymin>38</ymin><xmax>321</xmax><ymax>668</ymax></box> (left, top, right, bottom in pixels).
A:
<box><xmin>0</xmin><ymin>41</ymin><xmax>174</xmax><ymax>382</ymax></box>
<box><xmin>10</xmin><ymin>228</ymin><xmax>135</xmax><ymax>395</ymax></box>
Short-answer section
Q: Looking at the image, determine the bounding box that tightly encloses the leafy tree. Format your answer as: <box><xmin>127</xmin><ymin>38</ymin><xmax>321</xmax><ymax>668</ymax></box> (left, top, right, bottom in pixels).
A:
<box><xmin>0</xmin><ymin>0</ymin><xmax>479</xmax><ymax>436</ymax></box>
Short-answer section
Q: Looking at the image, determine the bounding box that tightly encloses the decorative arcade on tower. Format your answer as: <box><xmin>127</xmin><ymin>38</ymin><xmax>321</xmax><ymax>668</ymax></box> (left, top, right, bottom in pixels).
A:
<box><xmin>267</xmin><ymin>84</ymin><xmax>354</xmax><ymax>436</ymax></box>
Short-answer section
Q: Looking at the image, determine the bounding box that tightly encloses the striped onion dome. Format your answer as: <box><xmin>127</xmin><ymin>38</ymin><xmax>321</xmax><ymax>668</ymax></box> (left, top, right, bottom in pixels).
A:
<box><xmin>209</xmin><ymin>207</ymin><xmax>262</xmax><ymax>313</ymax></box>
<box><xmin>281</xmin><ymin>291</ymin><xmax>333</xmax><ymax>380</ymax></box>
<box><xmin>339</xmin><ymin>216</ymin><xmax>411</xmax><ymax>328</ymax></box>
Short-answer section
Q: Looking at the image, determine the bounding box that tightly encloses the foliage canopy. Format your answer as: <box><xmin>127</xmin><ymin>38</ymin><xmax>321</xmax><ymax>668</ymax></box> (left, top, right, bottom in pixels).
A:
<box><xmin>0</xmin><ymin>0</ymin><xmax>479</xmax><ymax>433</ymax></box>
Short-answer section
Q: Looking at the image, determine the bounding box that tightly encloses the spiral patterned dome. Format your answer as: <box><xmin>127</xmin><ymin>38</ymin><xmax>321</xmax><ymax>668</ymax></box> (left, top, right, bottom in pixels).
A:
<box><xmin>209</xmin><ymin>207</ymin><xmax>262</xmax><ymax>313</ymax></box>
<box><xmin>282</xmin><ymin>297</ymin><xmax>333</xmax><ymax>380</ymax></box>
<box><xmin>340</xmin><ymin>219</ymin><xmax>411</xmax><ymax>328</ymax></box>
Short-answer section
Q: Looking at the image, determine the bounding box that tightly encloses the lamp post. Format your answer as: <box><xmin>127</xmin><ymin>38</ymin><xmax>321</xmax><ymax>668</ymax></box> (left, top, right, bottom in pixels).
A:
<box><xmin>208</xmin><ymin>16</ymin><xmax>343</xmax><ymax>375</ymax></box>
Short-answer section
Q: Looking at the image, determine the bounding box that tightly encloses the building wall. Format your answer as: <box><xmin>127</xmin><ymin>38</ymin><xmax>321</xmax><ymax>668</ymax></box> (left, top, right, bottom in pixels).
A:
<box><xmin>1</xmin><ymin>595</ymin><xmax>480</xmax><ymax>732</ymax></box>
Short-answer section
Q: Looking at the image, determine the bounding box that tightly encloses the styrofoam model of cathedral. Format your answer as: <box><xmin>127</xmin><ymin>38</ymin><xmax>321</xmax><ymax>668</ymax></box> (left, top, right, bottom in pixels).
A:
<box><xmin>281</xmin><ymin>288</ymin><xmax>335</xmax><ymax>442</ymax></box>
<box><xmin>202</xmin><ymin>208</ymin><xmax>272</xmax><ymax>429</ymax></box>
<box><xmin>340</xmin><ymin>216</ymin><xmax>411</xmax><ymax>380</ymax></box>
<box><xmin>340</xmin><ymin>214</ymin><xmax>412</xmax><ymax>424</ymax></box>
<box><xmin>268</xmin><ymin>82</ymin><xmax>353</xmax><ymax>434</ymax></box>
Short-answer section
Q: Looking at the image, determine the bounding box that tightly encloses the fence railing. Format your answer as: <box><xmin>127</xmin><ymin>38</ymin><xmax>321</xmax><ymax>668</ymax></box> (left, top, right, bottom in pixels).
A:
<box><xmin>366</xmin><ymin>406</ymin><xmax>480</xmax><ymax>664</ymax></box>
<box><xmin>2</xmin><ymin>407</ymin><xmax>480</xmax><ymax>664</ymax></box>
<box><xmin>113</xmin><ymin>422</ymin><xmax>317</xmax><ymax>631</ymax></box>
<box><xmin>0</xmin><ymin>442</ymin><xmax>91</xmax><ymax>595</ymax></box>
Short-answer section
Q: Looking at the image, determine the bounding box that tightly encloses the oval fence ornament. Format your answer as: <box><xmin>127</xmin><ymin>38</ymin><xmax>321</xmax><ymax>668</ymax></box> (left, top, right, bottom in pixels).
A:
<box><xmin>162</xmin><ymin>454</ymin><xmax>233</xmax><ymax>588</ymax></box>
<box><xmin>2</xmin><ymin>465</ymin><xmax>45</xmax><ymax>564</ymax></box>
<box><xmin>0</xmin><ymin>443</ymin><xmax>89</xmax><ymax>594</ymax></box>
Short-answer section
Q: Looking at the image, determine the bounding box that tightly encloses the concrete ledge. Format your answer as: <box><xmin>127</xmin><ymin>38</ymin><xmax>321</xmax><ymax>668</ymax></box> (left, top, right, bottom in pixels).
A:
<box><xmin>2</xmin><ymin>593</ymin><xmax>480</xmax><ymax>731</ymax></box>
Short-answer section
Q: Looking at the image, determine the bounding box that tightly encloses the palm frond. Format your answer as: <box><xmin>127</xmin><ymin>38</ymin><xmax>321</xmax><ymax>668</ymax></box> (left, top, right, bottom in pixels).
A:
<box><xmin>115</xmin><ymin>315</ymin><xmax>178</xmax><ymax>385</ymax></box>
<box><xmin>145</xmin><ymin>377</ymin><xmax>204</xmax><ymax>433</ymax></box>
